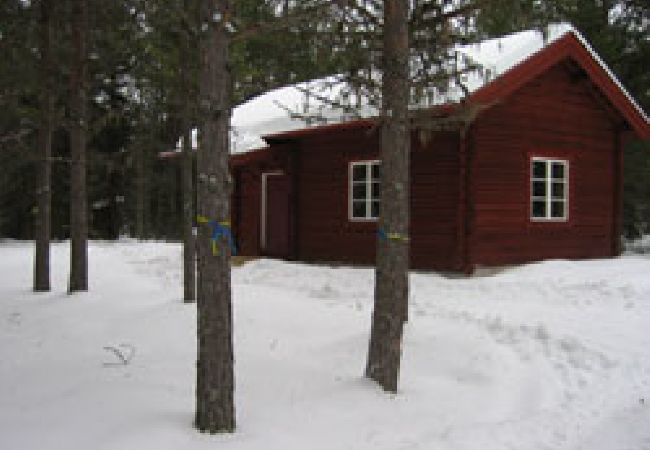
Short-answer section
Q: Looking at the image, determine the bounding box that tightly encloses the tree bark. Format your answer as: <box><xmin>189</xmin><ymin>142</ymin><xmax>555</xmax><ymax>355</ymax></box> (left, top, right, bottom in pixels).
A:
<box><xmin>181</xmin><ymin>2</ymin><xmax>196</xmax><ymax>303</ymax></box>
<box><xmin>135</xmin><ymin>141</ymin><xmax>146</xmax><ymax>238</ymax></box>
<box><xmin>34</xmin><ymin>0</ymin><xmax>54</xmax><ymax>292</ymax></box>
<box><xmin>194</xmin><ymin>0</ymin><xmax>235</xmax><ymax>433</ymax></box>
<box><xmin>68</xmin><ymin>0</ymin><xmax>88</xmax><ymax>293</ymax></box>
<box><xmin>365</xmin><ymin>0</ymin><xmax>410</xmax><ymax>392</ymax></box>
<box><xmin>182</xmin><ymin>123</ymin><xmax>196</xmax><ymax>302</ymax></box>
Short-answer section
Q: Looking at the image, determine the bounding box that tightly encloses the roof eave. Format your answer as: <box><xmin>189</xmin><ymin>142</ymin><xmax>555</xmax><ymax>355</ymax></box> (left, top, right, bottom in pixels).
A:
<box><xmin>262</xmin><ymin>118</ymin><xmax>377</xmax><ymax>143</ymax></box>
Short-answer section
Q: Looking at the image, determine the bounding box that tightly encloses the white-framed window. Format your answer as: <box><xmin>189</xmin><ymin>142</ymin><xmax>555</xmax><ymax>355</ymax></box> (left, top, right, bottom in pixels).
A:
<box><xmin>531</xmin><ymin>157</ymin><xmax>568</xmax><ymax>221</ymax></box>
<box><xmin>349</xmin><ymin>160</ymin><xmax>380</xmax><ymax>220</ymax></box>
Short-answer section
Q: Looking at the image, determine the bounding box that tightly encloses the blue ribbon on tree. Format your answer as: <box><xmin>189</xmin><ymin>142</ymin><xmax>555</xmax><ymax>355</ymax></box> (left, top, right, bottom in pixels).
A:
<box><xmin>196</xmin><ymin>215</ymin><xmax>237</xmax><ymax>256</ymax></box>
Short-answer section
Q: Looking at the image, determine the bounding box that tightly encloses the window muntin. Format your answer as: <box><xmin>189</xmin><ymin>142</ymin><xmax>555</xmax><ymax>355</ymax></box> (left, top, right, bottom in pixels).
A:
<box><xmin>531</xmin><ymin>158</ymin><xmax>568</xmax><ymax>221</ymax></box>
<box><xmin>350</xmin><ymin>160</ymin><xmax>380</xmax><ymax>220</ymax></box>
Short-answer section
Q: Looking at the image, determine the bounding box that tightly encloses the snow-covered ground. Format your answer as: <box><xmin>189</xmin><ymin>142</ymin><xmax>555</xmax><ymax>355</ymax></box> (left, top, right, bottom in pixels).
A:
<box><xmin>1</xmin><ymin>241</ymin><xmax>649</xmax><ymax>450</ymax></box>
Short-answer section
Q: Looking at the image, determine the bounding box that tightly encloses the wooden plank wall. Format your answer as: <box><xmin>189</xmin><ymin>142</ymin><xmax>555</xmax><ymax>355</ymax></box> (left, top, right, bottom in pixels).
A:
<box><xmin>293</xmin><ymin>128</ymin><xmax>461</xmax><ymax>270</ymax></box>
<box><xmin>234</xmin><ymin>167</ymin><xmax>261</xmax><ymax>256</ymax></box>
<box><xmin>468</xmin><ymin>61</ymin><xmax>620</xmax><ymax>267</ymax></box>
<box><xmin>295</xmin><ymin>131</ymin><xmax>378</xmax><ymax>264</ymax></box>
<box><xmin>232</xmin><ymin>147</ymin><xmax>290</xmax><ymax>256</ymax></box>
<box><xmin>410</xmin><ymin>131</ymin><xmax>461</xmax><ymax>269</ymax></box>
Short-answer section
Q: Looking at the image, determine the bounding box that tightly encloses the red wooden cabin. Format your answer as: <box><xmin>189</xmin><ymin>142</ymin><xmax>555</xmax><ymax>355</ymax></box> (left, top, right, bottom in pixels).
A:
<box><xmin>230</xmin><ymin>27</ymin><xmax>649</xmax><ymax>272</ymax></box>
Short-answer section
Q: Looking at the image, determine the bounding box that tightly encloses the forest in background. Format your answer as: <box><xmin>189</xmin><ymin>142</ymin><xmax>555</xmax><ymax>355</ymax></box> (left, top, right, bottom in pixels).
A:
<box><xmin>1</xmin><ymin>0</ymin><xmax>648</xmax><ymax>242</ymax></box>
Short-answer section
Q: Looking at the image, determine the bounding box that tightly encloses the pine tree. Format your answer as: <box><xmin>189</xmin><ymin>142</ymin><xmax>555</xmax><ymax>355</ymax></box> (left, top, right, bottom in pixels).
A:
<box><xmin>68</xmin><ymin>0</ymin><xmax>89</xmax><ymax>292</ymax></box>
<box><xmin>192</xmin><ymin>0</ymin><xmax>343</xmax><ymax>431</ymax></box>
<box><xmin>180</xmin><ymin>0</ymin><xmax>199</xmax><ymax>303</ymax></box>
<box><xmin>194</xmin><ymin>0</ymin><xmax>235</xmax><ymax>432</ymax></box>
<box><xmin>365</xmin><ymin>0</ymin><xmax>410</xmax><ymax>392</ymax></box>
<box><xmin>34</xmin><ymin>0</ymin><xmax>55</xmax><ymax>292</ymax></box>
<box><xmin>327</xmin><ymin>0</ymin><xmax>492</xmax><ymax>392</ymax></box>
<box><xmin>181</xmin><ymin>102</ymin><xmax>196</xmax><ymax>302</ymax></box>
<box><xmin>1</xmin><ymin>2</ymin><xmax>42</xmax><ymax>241</ymax></box>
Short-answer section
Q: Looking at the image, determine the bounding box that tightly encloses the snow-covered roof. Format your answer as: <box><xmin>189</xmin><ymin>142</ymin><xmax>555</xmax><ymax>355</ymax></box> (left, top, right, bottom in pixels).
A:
<box><xmin>166</xmin><ymin>23</ymin><xmax>646</xmax><ymax>157</ymax></box>
<box><xmin>231</xmin><ymin>76</ymin><xmax>376</xmax><ymax>153</ymax></box>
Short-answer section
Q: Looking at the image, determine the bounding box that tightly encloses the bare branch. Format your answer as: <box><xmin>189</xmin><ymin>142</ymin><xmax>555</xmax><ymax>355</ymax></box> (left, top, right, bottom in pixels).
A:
<box><xmin>0</xmin><ymin>129</ymin><xmax>31</xmax><ymax>146</ymax></box>
<box><xmin>102</xmin><ymin>344</ymin><xmax>136</xmax><ymax>366</ymax></box>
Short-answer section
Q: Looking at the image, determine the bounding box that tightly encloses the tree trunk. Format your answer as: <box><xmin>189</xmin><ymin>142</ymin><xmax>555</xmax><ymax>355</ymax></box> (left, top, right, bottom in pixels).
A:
<box><xmin>135</xmin><ymin>142</ymin><xmax>146</xmax><ymax>238</ymax></box>
<box><xmin>34</xmin><ymin>0</ymin><xmax>54</xmax><ymax>292</ymax></box>
<box><xmin>167</xmin><ymin>162</ymin><xmax>178</xmax><ymax>237</ymax></box>
<box><xmin>194</xmin><ymin>0</ymin><xmax>235</xmax><ymax>433</ymax></box>
<box><xmin>365</xmin><ymin>0</ymin><xmax>410</xmax><ymax>392</ymax></box>
<box><xmin>69</xmin><ymin>0</ymin><xmax>88</xmax><ymax>293</ymax></box>
<box><xmin>182</xmin><ymin>124</ymin><xmax>196</xmax><ymax>302</ymax></box>
<box><xmin>181</xmin><ymin>4</ymin><xmax>196</xmax><ymax>302</ymax></box>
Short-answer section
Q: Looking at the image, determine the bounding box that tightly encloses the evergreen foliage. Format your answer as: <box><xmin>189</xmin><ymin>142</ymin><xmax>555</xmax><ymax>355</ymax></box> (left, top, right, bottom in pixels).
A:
<box><xmin>0</xmin><ymin>0</ymin><xmax>346</xmax><ymax>240</ymax></box>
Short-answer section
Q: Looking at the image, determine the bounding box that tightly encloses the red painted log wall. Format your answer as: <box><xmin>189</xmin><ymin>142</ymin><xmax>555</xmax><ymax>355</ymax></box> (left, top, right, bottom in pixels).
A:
<box><xmin>467</xmin><ymin>61</ymin><xmax>622</xmax><ymax>267</ymax></box>
<box><xmin>290</xmin><ymin>129</ymin><xmax>460</xmax><ymax>270</ymax></box>
<box><xmin>232</xmin><ymin>128</ymin><xmax>462</xmax><ymax>270</ymax></box>
<box><xmin>232</xmin><ymin>60</ymin><xmax>627</xmax><ymax>271</ymax></box>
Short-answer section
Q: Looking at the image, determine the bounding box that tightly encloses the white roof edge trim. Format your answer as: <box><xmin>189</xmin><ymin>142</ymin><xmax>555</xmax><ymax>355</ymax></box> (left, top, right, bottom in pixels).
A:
<box><xmin>566</xmin><ymin>27</ymin><xmax>649</xmax><ymax>124</ymax></box>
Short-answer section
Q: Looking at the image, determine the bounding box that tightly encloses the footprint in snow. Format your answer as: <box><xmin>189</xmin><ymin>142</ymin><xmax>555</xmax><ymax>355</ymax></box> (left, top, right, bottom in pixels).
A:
<box><xmin>7</xmin><ymin>312</ymin><xmax>22</xmax><ymax>326</ymax></box>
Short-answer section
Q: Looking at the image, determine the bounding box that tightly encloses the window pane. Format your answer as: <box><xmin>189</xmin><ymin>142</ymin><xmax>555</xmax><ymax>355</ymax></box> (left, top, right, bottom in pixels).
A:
<box><xmin>532</xmin><ymin>180</ymin><xmax>546</xmax><ymax>197</ymax></box>
<box><xmin>551</xmin><ymin>162</ymin><xmax>565</xmax><ymax>179</ymax></box>
<box><xmin>532</xmin><ymin>161</ymin><xmax>546</xmax><ymax>179</ymax></box>
<box><xmin>532</xmin><ymin>200</ymin><xmax>546</xmax><ymax>218</ymax></box>
<box><xmin>371</xmin><ymin>163</ymin><xmax>380</xmax><ymax>181</ymax></box>
<box><xmin>552</xmin><ymin>182</ymin><xmax>565</xmax><ymax>199</ymax></box>
<box><xmin>371</xmin><ymin>201</ymin><xmax>380</xmax><ymax>219</ymax></box>
<box><xmin>352</xmin><ymin>183</ymin><xmax>367</xmax><ymax>200</ymax></box>
<box><xmin>551</xmin><ymin>201</ymin><xmax>565</xmax><ymax>218</ymax></box>
<box><xmin>352</xmin><ymin>164</ymin><xmax>367</xmax><ymax>182</ymax></box>
<box><xmin>371</xmin><ymin>182</ymin><xmax>380</xmax><ymax>199</ymax></box>
<box><xmin>352</xmin><ymin>201</ymin><xmax>366</xmax><ymax>218</ymax></box>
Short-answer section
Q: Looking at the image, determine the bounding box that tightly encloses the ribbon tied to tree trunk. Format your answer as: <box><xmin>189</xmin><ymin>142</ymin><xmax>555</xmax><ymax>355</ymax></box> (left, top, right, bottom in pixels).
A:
<box><xmin>196</xmin><ymin>215</ymin><xmax>237</xmax><ymax>256</ymax></box>
<box><xmin>377</xmin><ymin>228</ymin><xmax>410</xmax><ymax>243</ymax></box>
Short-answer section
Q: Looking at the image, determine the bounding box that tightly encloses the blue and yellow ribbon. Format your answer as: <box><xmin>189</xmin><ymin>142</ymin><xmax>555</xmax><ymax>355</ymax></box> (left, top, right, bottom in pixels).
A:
<box><xmin>196</xmin><ymin>215</ymin><xmax>237</xmax><ymax>256</ymax></box>
<box><xmin>377</xmin><ymin>228</ymin><xmax>410</xmax><ymax>243</ymax></box>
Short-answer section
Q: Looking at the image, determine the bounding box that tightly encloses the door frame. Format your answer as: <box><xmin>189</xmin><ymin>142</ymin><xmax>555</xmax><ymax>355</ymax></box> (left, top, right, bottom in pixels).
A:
<box><xmin>260</xmin><ymin>171</ymin><xmax>285</xmax><ymax>252</ymax></box>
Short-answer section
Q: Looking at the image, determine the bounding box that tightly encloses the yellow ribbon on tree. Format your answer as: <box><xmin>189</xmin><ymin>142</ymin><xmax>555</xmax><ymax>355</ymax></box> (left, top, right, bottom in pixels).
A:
<box><xmin>377</xmin><ymin>228</ymin><xmax>410</xmax><ymax>243</ymax></box>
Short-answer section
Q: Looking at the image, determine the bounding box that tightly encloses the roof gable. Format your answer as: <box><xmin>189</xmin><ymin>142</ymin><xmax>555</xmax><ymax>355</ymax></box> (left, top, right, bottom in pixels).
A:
<box><xmin>467</xmin><ymin>30</ymin><xmax>649</xmax><ymax>139</ymax></box>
